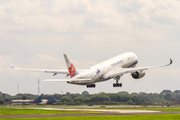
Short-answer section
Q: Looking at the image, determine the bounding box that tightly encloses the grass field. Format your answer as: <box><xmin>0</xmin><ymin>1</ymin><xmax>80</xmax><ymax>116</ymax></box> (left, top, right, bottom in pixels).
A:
<box><xmin>1</xmin><ymin>106</ymin><xmax>180</xmax><ymax>120</ymax></box>
<box><xmin>0</xmin><ymin>108</ymin><xmax>102</xmax><ymax>115</ymax></box>
<box><xmin>97</xmin><ymin>107</ymin><xmax>180</xmax><ymax>112</ymax></box>
<box><xmin>1</xmin><ymin>114</ymin><xmax>180</xmax><ymax>120</ymax></box>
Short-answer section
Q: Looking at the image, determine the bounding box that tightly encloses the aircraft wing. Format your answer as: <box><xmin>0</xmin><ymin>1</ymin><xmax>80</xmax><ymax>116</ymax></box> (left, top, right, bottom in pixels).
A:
<box><xmin>109</xmin><ymin>59</ymin><xmax>172</xmax><ymax>78</ymax></box>
<box><xmin>9</xmin><ymin>64</ymin><xmax>69</xmax><ymax>74</ymax></box>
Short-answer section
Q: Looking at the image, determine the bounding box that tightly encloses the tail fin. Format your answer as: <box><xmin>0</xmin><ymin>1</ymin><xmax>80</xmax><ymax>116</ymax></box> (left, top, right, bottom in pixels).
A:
<box><xmin>34</xmin><ymin>94</ymin><xmax>43</xmax><ymax>103</ymax></box>
<box><xmin>3</xmin><ymin>93</ymin><xmax>11</xmax><ymax>104</ymax></box>
<box><xmin>51</xmin><ymin>94</ymin><xmax>56</xmax><ymax>101</ymax></box>
<box><xmin>63</xmin><ymin>54</ymin><xmax>78</xmax><ymax>78</ymax></box>
<box><xmin>3</xmin><ymin>93</ymin><xmax>6</xmax><ymax>99</ymax></box>
<box><xmin>37</xmin><ymin>94</ymin><xmax>43</xmax><ymax>100</ymax></box>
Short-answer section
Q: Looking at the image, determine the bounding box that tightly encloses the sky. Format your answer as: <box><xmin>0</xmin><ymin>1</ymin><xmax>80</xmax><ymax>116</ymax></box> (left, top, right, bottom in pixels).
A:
<box><xmin>0</xmin><ymin>0</ymin><xmax>180</xmax><ymax>95</ymax></box>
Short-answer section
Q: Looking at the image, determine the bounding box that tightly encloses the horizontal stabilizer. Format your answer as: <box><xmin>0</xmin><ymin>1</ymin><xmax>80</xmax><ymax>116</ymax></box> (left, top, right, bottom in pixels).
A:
<box><xmin>43</xmin><ymin>78</ymin><xmax>92</xmax><ymax>82</ymax></box>
<box><xmin>43</xmin><ymin>79</ymin><xmax>69</xmax><ymax>82</ymax></box>
<box><xmin>8</xmin><ymin>63</ymin><xmax>86</xmax><ymax>75</ymax></box>
<box><xmin>8</xmin><ymin>63</ymin><xmax>69</xmax><ymax>74</ymax></box>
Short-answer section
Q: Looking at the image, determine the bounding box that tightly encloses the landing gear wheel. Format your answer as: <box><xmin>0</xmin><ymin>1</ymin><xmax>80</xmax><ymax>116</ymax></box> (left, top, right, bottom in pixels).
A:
<box><xmin>87</xmin><ymin>84</ymin><xmax>96</xmax><ymax>88</ymax></box>
<box><xmin>113</xmin><ymin>83</ymin><xmax>122</xmax><ymax>87</ymax></box>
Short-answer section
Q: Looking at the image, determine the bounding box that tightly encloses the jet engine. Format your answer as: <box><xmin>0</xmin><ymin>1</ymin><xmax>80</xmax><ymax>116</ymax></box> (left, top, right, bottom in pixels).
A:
<box><xmin>132</xmin><ymin>71</ymin><xmax>145</xmax><ymax>79</ymax></box>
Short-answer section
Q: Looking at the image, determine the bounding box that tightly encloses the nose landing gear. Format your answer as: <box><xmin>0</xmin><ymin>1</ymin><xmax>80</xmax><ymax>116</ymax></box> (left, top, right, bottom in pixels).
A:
<box><xmin>87</xmin><ymin>84</ymin><xmax>96</xmax><ymax>88</ymax></box>
<box><xmin>113</xmin><ymin>83</ymin><xmax>122</xmax><ymax>87</ymax></box>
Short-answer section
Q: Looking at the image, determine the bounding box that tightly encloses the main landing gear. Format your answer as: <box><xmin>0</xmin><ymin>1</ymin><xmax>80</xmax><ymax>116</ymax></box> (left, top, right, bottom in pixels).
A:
<box><xmin>113</xmin><ymin>75</ymin><xmax>122</xmax><ymax>87</ymax></box>
<box><xmin>113</xmin><ymin>83</ymin><xmax>122</xmax><ymax>87</ymax></box>
<box><xmin>87</xmin><ymin>84</ymin><xmax>96</xmax><ymax>88</ymax></box>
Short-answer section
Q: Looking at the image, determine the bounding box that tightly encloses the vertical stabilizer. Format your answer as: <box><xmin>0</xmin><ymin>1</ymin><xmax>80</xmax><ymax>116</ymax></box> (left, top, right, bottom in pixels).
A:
<box><xmin>51</xmin><ymin>94</ymin><xmax>56</xmax><ymax>101</ymax></box>
<box><xmin>63</xmin><ymin>54</ymin><xmax>78</xmax><ymax>78</ymax></box>
<box><xmin>48</xmin><ymin>94</ymin><xmax>56</xmax><ymax>104</ymax></box>
<box><xmin>34</xmin><ymin>94</ymin><xmax>43</xmax><ymax>103</ymax></box>
<box><xmin>3</xmin><ymin>93</ymin><xmax>11</xmax><ymax>104</ymax></box>
<box><xmin>3</xmin><ymin>94</ymin><xmax>7</xmax><ymax>99</ymax></box>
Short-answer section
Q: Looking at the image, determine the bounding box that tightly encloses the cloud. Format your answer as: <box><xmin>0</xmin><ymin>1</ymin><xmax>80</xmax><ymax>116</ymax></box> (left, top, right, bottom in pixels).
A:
<box><xmin>0</xmin><ymin>0</ymin><xmax>178</xmax><ymax>46</ymax></box>
<box><xmin>0</xmin><ymin>0</ymin><xmax>180</xmax><ymax>94</ymax></box>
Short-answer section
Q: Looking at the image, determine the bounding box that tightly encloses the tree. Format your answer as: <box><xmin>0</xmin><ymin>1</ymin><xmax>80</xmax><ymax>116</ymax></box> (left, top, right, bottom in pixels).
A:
<box><xmin>131</xmin><ymin>92</ymin><xmax>138</xmax><ymax>96</ymax></box>
<box><xmin>0</xmin><ymin>100</ymin><xmax>4</xmax><ymax>105</ymax></box>
<box><xmin>108</xmin><ymin>94</ymin><xmax>118</xmax><ymax>102</ymax></box>
<box><xmin>69</xmin><ymin>94</ymin><xmax>80</xmax><ymax>99</ymax></box>
<box><xmin>119</xmin><ymin>91</ymin><xmax>129</xmax><ymax>94</ymax></box>
<box><xmin>160</xmin><ymin>90</ymin><xmax>172</xmax><ymax>95</ymax></box>
<box><xmin>61</xmin><ymin>96</ymin><xmax>73</xmax><ymax>103</ymax></box>
<box><xmin>173</xmin><ymin>90</ymin><xmax>180</xmax><ymax>95</ymax></box>
<box><xmin>127</xmin><ymin>100</ymin><xmax>135</xmax><ymax>105</ymax></box>
<box><xmin>164</xmin><ymin>93</ymin><xmax>173</xmax><ymax>101</ymax></box>
<box><xmin>131</xmin><ymin>96</ymin><xmax>145</xmax><ymax>105</ymax></box>
<box><xmin>74</xmin><ymin>96</ymin><xmax>84</xmax><ymax>103</ymax></box>
<box><xmin>90</xmin><ymin>95</ymin><xmax>111</xmax><ymax>102</ymax></box>
<box><xmin>81</xmin><ymin>91</ymin><xmax>89</xmax><ymax>96</ymax></box>
<box><xmin>139</xmin><ymin>92</ymin><xmax>146</xmax><ymax>95</ymax></box>
<box><xmin>22</xmin><ymin>96</ymin><xmax>26</xmax><ymax>100</ymax></box>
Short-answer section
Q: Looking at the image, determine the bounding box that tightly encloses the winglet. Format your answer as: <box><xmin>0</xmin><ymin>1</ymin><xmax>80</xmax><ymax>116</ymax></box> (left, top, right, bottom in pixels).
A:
<box><xmin>8</xmin><ymin>63</ymin><xmax>15</xmax><ymax>68</ymax></box>
<box><xmin>169</xmin><ymin>59</ymin><xmax>173</xmax><ymax>65</ymax></box>
<box><xmin>153</xmin><ymin>58</ymin><xmax>173</xmax><ymax>68</ymax></box>
<box><xmin>166</xmin><ymin>58</ymin><xmax>173</xmax><ymax>66</ymax></box>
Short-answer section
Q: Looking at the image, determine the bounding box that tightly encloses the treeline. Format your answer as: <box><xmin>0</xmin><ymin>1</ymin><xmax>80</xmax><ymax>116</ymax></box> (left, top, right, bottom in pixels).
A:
<box><xmin>57</xmin><ymin>91</ymin><xmax>145</xmax><ymax>105</ymax></box>
<box><xmin>0</xmin><ymin>90</ymin><xmax>180</xmax><ymax>105</ymax></box>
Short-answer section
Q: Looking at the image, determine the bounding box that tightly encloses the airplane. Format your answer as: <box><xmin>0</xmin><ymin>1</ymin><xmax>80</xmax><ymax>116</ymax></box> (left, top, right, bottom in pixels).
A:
<box><xmin>39</xmin><ymin>94</ymin><xmax>57</xmax><ymax>105</ymax></box>
<box><xmin>9</xmin><ymin>52</ymin><xmax>172</xmax><ymax>88</ymax></box>
<box><xmin>3</xmin><ymin>93</ymin><xmax>43</xmax><ymax>104</ymax></box>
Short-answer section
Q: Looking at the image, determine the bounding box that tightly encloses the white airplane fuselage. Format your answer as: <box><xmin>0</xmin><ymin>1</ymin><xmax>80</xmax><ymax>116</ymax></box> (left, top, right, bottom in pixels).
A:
<box><xmin>39</xmin><ymin>99</ymin><xmax>49</xmax><ymax>105</ymax></box>
<box><xmin>11</xmin><ymin>100</ymin><xmax>35</xmax><ymax>104</ymax></box>
<box><xmin>68</xmin><ymin>52</ymin><xmax>138</xmax><ymax>85</ymax></box>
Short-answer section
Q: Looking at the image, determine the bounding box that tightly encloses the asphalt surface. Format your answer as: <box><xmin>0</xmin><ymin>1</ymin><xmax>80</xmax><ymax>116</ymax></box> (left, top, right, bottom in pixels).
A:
<box><xmin>37</xmin><ymin>108</ymin><xmax>161</xmax><ymax>113</ymax></box>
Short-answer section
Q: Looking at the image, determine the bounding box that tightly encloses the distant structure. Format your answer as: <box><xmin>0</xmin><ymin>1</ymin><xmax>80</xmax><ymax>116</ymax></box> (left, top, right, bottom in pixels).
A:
<box><xmin>82</xmin><ymin>91</ymin><xmax>89</xmax><ymax>95</ymax></box>
<box><xmin>38</xmin><ymin>78</ymin><xmax>40</xmax><ymax>95</ymax></box>
<box><xmin>66</xmin><ymin>92</ymin><xmax>70</xmax><ymax>95</ymax></box>
<box><xmin>17</xmin><ymin>84</ymin><xmax>19</xmax><ymax>94</ymax></box>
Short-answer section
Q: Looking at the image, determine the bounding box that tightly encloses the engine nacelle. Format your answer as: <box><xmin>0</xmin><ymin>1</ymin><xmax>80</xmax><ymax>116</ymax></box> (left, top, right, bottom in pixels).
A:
<box><xmin>132</xmin><ymin>71</ymin><xmax>145</xmax><ymax>79</ymax></box>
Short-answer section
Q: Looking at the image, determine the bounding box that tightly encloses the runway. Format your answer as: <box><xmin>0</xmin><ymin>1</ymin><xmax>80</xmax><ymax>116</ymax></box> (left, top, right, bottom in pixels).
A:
<box><xmin>37</xmin><ymin>108</ymin><xmax>161</xmax><ymax>113</ymax></box>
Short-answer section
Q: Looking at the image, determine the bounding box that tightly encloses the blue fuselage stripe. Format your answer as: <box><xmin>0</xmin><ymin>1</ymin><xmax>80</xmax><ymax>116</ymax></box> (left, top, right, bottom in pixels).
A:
<box><xmin>128</xmin><ymin>60</ymin><xmax>138</xmax><ymax>68</ymax></box>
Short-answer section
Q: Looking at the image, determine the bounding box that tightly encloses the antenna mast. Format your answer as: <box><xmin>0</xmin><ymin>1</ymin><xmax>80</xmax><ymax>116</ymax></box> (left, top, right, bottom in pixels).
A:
<box><xmin>38</xmin><ymin>78</ymin><xmax>40</xmax><ymax>95</ymax></box>
<box><xmin>17</xmin><ymin>84</ymin><xmax>19</xmax><ymax>94</ymax></box>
